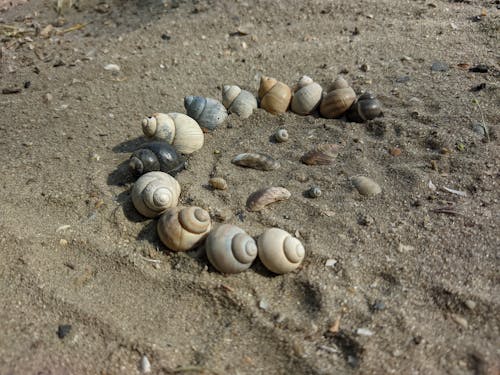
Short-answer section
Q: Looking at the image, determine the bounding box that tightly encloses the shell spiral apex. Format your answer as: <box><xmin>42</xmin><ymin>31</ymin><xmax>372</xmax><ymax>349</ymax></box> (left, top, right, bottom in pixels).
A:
<box><xmin>157</xmin><ymin>206</ymin><xmax>211</xmax><ymax>252</ymax></box>
<box><xmin>258</xmin><ymin>76</ymin><xmax>292</xmax><ymax>115</ymax></box>
<box><xmin>257</xmin><ymin>228</ymin><xmax>305</xmax><ymax>274</ymax></box>
<box><xmin>131</xmin><ymin>171</ymin><xmax>181</xmax><ymax>218</ymax></box>
<box><xmin>205</xmin><ymin>224</ymin><xmax>257</xmax><ymax>274</ymax></box>
<box><xmin>222</xmin><ymin>85</ymin><xmax>257</xmax><ymax>119</ymax></box>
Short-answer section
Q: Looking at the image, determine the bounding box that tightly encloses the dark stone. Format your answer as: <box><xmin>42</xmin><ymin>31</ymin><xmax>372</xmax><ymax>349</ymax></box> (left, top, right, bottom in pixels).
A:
<box><xmin>161</xmin><ymin>33</ymin><xmax>171</xmax><ymax>41</ymax></box>
<box><xmin>431</xmin><ymin>61</ymin><xmax>449</xmax><ymax>72</ymax></box>
<box><xmin>57</xmin><ymin>324</ymin><xmax>72</xmax><ymax>339</ymax></box>
<box><xmin>469</xmin><ymin>64</ymin><xmax>489</xmax><ymax>73</ymax></box>
<box><xmin>470</xmin><ymin>83</ymin><xmax>486</xmax><ymax>92</ymax></box>
<box><xmin>24</xmin><ymin>81</ymin><xmax>31</xmax><ymax>89</ymax></box>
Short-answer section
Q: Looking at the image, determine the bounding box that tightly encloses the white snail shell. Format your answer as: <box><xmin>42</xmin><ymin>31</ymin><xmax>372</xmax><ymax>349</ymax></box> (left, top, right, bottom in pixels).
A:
<box><xmin>157</xmin><ymin>206</ymin><xmax>212</xmax><ymax>252</ymax></box>
<box><xmin>291</xmin><ymin>75</ymin><xmax>323</xmax><ymax>115</ymax></box>
<box><xmin>205</xmin><ymin>224</ymin><xmax>258</xmax><ymax>274</ymax></box>
<box><xmin>141</xmin><ymin>112</ymin><xmax>204</xmax><ymax>154</ymax></box>
<box><xmin>222</xmin><ymin>85</ymin><xmax>258</xmax><ymax>119</ymax></box>
<box><xmin>257</xmin><ymin>228</ymin><xmax>305</xmax><ymax>274</ymax></box>
<box><xmin>184</xmin><ymin>96</ymin><xmax>228</xmax><ymax>131</ymax></box>
<box><xmin>131</xmin><ymin>171</ymin><xmax>181</xmax><ymax>218</ymax></box>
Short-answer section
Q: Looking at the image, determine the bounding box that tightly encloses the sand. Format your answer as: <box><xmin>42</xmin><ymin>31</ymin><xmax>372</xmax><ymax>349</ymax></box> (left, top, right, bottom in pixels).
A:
<box><xmin>0</xmin><ymin>0</ymin><xmax>499</xmax><ymax>374</ymax></box>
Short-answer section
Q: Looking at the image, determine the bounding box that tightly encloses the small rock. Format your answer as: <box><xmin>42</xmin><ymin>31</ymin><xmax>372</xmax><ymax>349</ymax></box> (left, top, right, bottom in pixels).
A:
<box><xmin>389</xmin><ymin>147</ymin><xmax>402</xmax><ymax>156</ymax></box>
<box><xmin>357</xmin><ymin>213</ymin><xmax>374</xmax><ymax>226</ymax></box>
<box><xmin>360</xmin><ymin>63</ymin><xmax>369</xmax><ymax>72</ymax></box>
<box><xmin>395</xmin><ymin>76</ymin><xmax>410</xmax><ymax>83</ymax></box>
<box><xmin>59</xmin><ymin>239</ymin><xmax>68</xmax><ymax>246</ymax></box>
<box><xmin>469</xmin><ymin>64</ymin><xmax>488</xmax><ymax>73</ymax></box>
<box><xmin>398</xmin><ymin>244</ymin><xmax>415</xmax><ymax>252</ymax></box>
<box><xmin>465</xmin><ymin>300</ymin><xmax>476</xmax><ymax>310</ymax></box>
<box><xmin>140</xmin><ymin>355</ymin><xmax>151</xmax><ymax>373</ymax></box>
<box><xmin>392</xmin><ymin>349</ymin><xmax>403</xmax><ymax>357</ymax></box>
<box><xmin>431</xmin><ymin>61</ymin><xmax>449</xmax><ymax>72</ymax></box>
<box><xmin>413</xmin><ymin>335</ymin><xmax>423</xmax><ymax>345</ymax></box>
<box><xmin>57</xmin><ymin>324</ymin><xmax>72</xmax><ymax>339</ymax></box>
<box><xmin>451</xmin><ymin>314</ymin><xmax>468</xmax><ymax>329</ymax></box>
<box><xmin>352</xmin><ymin>176</ymin><xmax>381</xmax><ymax>197</ymax></box>
<box><xmin>104</xmin><ymin>64</ymin><xmax>120</xmax><ymax>72</ymax></box>
<box><xmin>355</xmin><ymin>328</ymin><xmax>374</xmax><ymax>336</ymax></box>
<box><xmin>372</xmin><ymin>300</ymin><xmax>385</xmax><ymax>311</ymax></box>
<box><xmin>325</xmin><ymin>259</ymin><xmax>337</xmax><ymax>268</ymax></box>
<box><xmin>44</xmin><ymin>93</ymin><xmax>53</xmax><ymax>103</ymax></box>
<box><xmin>259</xmin><ymin>299</ymin><xmax>270</xmax><ymax>310</ymax></box>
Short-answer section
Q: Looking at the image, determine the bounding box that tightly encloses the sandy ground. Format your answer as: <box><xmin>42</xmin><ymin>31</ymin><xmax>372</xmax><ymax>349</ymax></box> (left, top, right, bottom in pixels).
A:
<box><xmin>0</xmin><ymin>0</ymin><xmax>499</xmax><ymax>374</ymax></box>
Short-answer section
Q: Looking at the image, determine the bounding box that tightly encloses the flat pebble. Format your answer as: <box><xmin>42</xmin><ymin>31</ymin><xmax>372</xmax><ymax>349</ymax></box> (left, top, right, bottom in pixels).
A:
<box><xmin>325</xmin><ymin>259</ymin><xmax>337</xmax><ymax>268</ymax></box>
<box><xmin>431</xmin><ymin>61</ymin><xmax>449</xmax><ymax>72</ymax></box>
<box><xmin>451</xmin><ymin>314</ymin><xmax>468</xmax><ymax>329</ymax></box>
<box><xmin>352</xmin><ymin>176</ymin><xmax>381</xmax><ymax>197</ymax></box>
<box><xmin>104</xmin><ymin>63</ymin><xmax>120</xmax><ymax>72</ymax></box>
<box><xmin>465</xmin><ymin>300</ymin><xmax>476</xmax><ymax>310</ymax></box>
<box><xmin>259</xmin><ymin>299</ymin><xmax>270</xmax><ymax>310</ymax></box>
<box><xmin>140</xmin><ymin>355</ymin><xmax>151</xmax><ymax>373</ymax></box>
<box><xmin>355</xmin><ymin>328</ymin><xmax>374</xmax><ymax>336</ymax></box>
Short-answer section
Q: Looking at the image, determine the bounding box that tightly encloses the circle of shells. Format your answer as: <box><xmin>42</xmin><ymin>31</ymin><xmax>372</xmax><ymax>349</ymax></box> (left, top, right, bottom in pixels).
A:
<box><xmin>126</xmin><ymin>75</ymin><xmax>383</xmax><ymax>275</ymax></box>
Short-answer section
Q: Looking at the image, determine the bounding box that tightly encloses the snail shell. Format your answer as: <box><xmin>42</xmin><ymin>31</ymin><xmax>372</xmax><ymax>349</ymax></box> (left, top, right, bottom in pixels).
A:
<box><xmin>291</xmin><ymin>75</ymin><xmax>323</xmax><ymax>115</ymax></box>
<box><xmin>184</xmin><ymin>96</ymin><xmax>228</xmax><ymax>131</ymax></box>
<box><xmin>157</xmin><ymin>206</ymin><xmax>212</xmax><ymax>252</ymax></box>
<box><xmin>205</xmin><ymin>224</ymin><xmax>258</xmax><ymax>274</ymax></box>
<box><xmin>258</xmin><ymin>76</ymin><xmax>292</xmax><ymax>115</ymax></box>
<box><xmin>275</xmin><ymin>129</ymin><xmax>289</xmax><ymax>143</ymax></box>
<box><xmin>257</xmin><ymin>228</ymin><xmax>305</xmax><ymax>274</ymax></box>
<box><xmin>129</xmin><ymin>141</ymin><xmax>185</xmax><ymax>177</ymax></box>
<box><xmin>222</xmin><ymin>85</ymin><xmax>258</xmax><ymax>119</ymax></box>
<box><xmin>141</xmin><ymin>113</ymin><xmax>204</xmax><ymax>154</ymax></box>
<box><xmin>232</xmin><ymin>153</ymin><xmax>280</xmax><ymax>171</ymax></box>
<box><xmin>308</xmin><ymin>186</ymin><xmax>322</xmax><ymax>198</ymax></box>
<box><xmin>131</xmin><ymin>171</ymin><xmax>181</xmax><ymax>218</ymax></box>
<box><xmin>352</xmin><ymin>176</ymin><xmax>381</xmax><ymax>196</ymax></box>
<box><xmin>246</xmin><ymin>187</ymin><xmax>291</xmax><ymax>212</ymax></box>
<box><xmin>301</xmin><ymin>143</ymin><xmax>340</xmax><ymax>165</ymax></box>
<box><xmin>319</xmin><ymin>77</ymin><xmax>356</xmax><ymax>118</ymax></box>
<box><xmin>346</xmin><ymin>92</ymin><xmax>382</xmax><ymax>123</ymax></box>
<box><xmin>208</xmin><ymin>177</ymin><xmax>228</xmax><ymax>190</ymax></box>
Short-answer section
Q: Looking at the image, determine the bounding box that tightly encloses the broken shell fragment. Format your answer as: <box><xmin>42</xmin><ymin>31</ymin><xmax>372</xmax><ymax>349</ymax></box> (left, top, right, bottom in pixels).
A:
<box><xmin>246</xmin><ymin>187</ymin><xmax>291</xmax><ymax>212</ymax></box>
<box><xmin>232</xmin><ymin>153</ymin><xmax>280</xmax><ymax>171</ymax></box>
<box><xmin>208</xmin><ymin>177</ymin><xmax>228</xmax><ymax>190</ymax></box>
<box><xmin>301</xmin><ymin>143</ymin><xmax>340</xmax><ymax>165</ymax></box>
<box><xmin>352</xmin><ymin>176</ymin><xmax>381</xmax><ymax>196</ymax></box>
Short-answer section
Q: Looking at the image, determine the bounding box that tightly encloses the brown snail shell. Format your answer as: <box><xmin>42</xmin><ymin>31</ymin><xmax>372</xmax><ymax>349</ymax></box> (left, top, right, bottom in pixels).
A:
<box><xmin>246</xmin><ymin>187</ymin><xmax>291</xmax><ymax>212</ymax></box>
<box><xmin>131</xmin><ymin>171</ymin><xmax>181</xmax><ymax>218</ymax></box>
<box><xmin>258</xmin><ymin>76</ymin><xmax>292</xmax><ymax>115</ymax></box>
<box><xmin>222</xmin><ymin>85</ymin><xmax>258</xmax><ymax>119</ymax></box>
<box><xmin>157</xmin><ymin>206</ymin><xmax>212</xmax><ymax>252</ymax></box>
<box><xmin>319</xmin><ymin>77</ymin><xmax>356</xmax><ymax>118</ymax></box>
<box><xmin>205</xmin><ymin>224</ymin><xmax>258</xmax><ymax>274</ymax></box>
<box><xmin>208</xmin><ymin>177</ymin><xmax>228</xmax><ymax>190</ymax></box>
<box><xmin>257</xmin><ymin>228</ymin><xmax>305</xmax><ymax>274</ymax></box>
<box><xmin>291</xmin><ymin>75</ymin><xmax>323</xmax><ymax>115</ymax></box>
<box><xmin>141</xmin><ymin>113</ymin><xmax>204</xmax><ymax>154</ymax></box>
<box><xmin>231</xmin><ymin>153</ymin><xmax>280</xmax><ymax>171</ymax></box>
<box><xmin>346</xmin><ymin>92</ymin><xmax>382</xmax><ymax>122</ymax></box>
<box><xmin>301</xmin><ymin>143</ymin><xmax>340</xmax><ymax>165</ymax></box>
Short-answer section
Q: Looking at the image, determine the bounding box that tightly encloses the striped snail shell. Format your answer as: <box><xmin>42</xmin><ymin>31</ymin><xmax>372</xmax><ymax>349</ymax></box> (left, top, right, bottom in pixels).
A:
<box><xmin>222</xmin><ymin>85</ymin><xmax>258</xmax><ymax>119</ymax></box>
<box><xmin>258</xmin><ymin>76</ymin><xmax>292</xmax><ymax>115</ymax></box>
<box><xmin>346</xmin><ymin>92</ymin><xmax>382</xmax><ymax>123</ymax></box>
<box><xmin>141</xmin><ymin>113</ymin><xmax>204</xmax><ymax>154</ymax></box>
<box><xmin>205</xmin><ymin>224</ymin><xmax>258</xmax><ymax>274</ymax></box>
<box><xmin>319</xmin><ymin>77</ymin><xmax>356</xmax><ymax>118</ymax></box>
<box><xmin>131</xmin><ymin>171</ymin><xmax>181</xmax><ymax>218</ymax></box>
<box><xmin>157</xmin><ymin>206</ymin><xmax>212</xmax><ymax>252</ymax></box>
<box><xmin>257</xmin><ymin>228</ymin><xmax>305</xmax><ymax>274</ymax></box>
<box><xmin>291</xmin><ymin>75</ymin><xmax>323</xmax><ymax>115</ymax></box>
<box><xmin>184</xmin><ymin>96</ymin><xmax>228</xmax><ymax>131</ymax></box>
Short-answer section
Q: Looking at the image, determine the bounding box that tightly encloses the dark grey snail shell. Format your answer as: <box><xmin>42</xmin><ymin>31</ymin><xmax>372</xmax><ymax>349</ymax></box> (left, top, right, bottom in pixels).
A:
<box><xmin>129</xmin><ymin>141</ymin><xmax>185</xmax><ymax>177</ymax></box>
<box><xmin>184</xmin><ymin>96</ymin><xmax>228</xmax><ymax>131</ymax></box>
<box><xmin>346</xmin><ymin>92</ymin><xmax>382</xmax><ymax>123</ymax></box>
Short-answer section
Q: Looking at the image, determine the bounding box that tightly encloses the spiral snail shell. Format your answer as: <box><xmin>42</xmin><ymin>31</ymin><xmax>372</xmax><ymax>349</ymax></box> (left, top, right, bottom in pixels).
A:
<box><xmin>258</xmin><ymin>76</ymin><xmax>292</xmax><ymax>115</ymax></box>
<box><xmin>291</xmin><ymin>75</ymin><xmax>323</xmax><ymax>115</ymax></box>
<box><xmin>184</xmin><ymin>96</ymin><xmax>228</xmax><ymax>131</ymax></box>
<box><xmin>319</xmin><ymin>77</ymin><xmax>356</xmax><ymax>119</ymax></box>
<box><xmin>222</xmin><ymin>85</ymin><xmax>258</xmax><ymax>119</ymax></box>
<box><xmin>205</xmin><ymin>224</ymin><xmax>258</xmax><ymax>274</ymax></box>
<box><xmin>157</xmin><ymin>206</ymin><xmax>212</xmax><ymax>252</ymax></box>
<box><xmin>141</xmin><ymin>113</ymin><xmax>204</xmax><ymax>154</ymax></box>
<box><xmin>129</xmin><ymin>141</ymin><xmax>185</xmax><ymax>177</ymax></box>
<box><xmin>346</xmin><ymin>92</ymin><xmax>382</xmax><ymax>123</ymax></box>
<box><xmin>131</xmin><ymin>171</ymin><xmax>181</xmax><ymax>218</ymax></box>
<box><xmin>257</xmin><ymin>228</ymin><xmax>305</xmax><ymax>274</ymax></box>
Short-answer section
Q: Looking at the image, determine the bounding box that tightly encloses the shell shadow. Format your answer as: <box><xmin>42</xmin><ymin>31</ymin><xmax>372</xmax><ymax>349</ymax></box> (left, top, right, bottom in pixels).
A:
<box><xmin>251</xmin><ymin>257</ymin><xmax>277</xmax><ymax>278</ymax></box>
<box><xmin>112</xmin><ymin>136</ymin><xmax>147</xmax><ymax>154</ymax></box>
<box><xmin>107</xmin><ymin>160</ymin><xmax>135</xmax><ymax>187</ymax></box>
<box><xmin>115</xmin><ymin>190</ymin><xmax>150</xmax><ymax>223</ymax></box>
<box><xmin>136</xmin><ymin>219</ymin><xmax>159</xmax><ymax>244</ymax></box>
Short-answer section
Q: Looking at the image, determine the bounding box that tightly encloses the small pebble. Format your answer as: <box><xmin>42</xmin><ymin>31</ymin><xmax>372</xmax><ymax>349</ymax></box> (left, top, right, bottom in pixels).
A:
<box><xmin>372</xmin><ymin>300</ymin><xmax>385</xmax><ymax>311</ymax></box>
<box><xmin>308</xmin><ymin>186</ymin><xmax>322</xmax><ymax>198</ymax></box>
<box><xmin>140</xmin><ymin>355</ymin><xmax>151</xmax><ymax>373</ymax></box>
<box><xmin>389</xmin><ymin>147</ymin><xmax>402</xmax><ymax>156</ymax></box>
<box><xmin>57</xmin><ymin>324</ymin><xmax>72</xmax><ymax>339</ymax></box>
<box><xmin>44</xmin><ymin>93</ymin><xmax>53</xmax><ymax>103</ymax></box>
<box><xmin>472</xmin><ymin>123</ymin><xmax>488</xmax><ymax>138</ymax></box>
<box><xmin>395</xmin><ymin>76</ymin><xmax>410</xmax><ymax>83</ymax></box>
<box><xmin>24</xmin><ymin>81</ymin><xmax>31</xmax><ymax>89</ymax></box>
<box><xmin>355</xmin><ymin>328</ymin><xmax>374</xmax><ymax>336</ymax></box>
<box><xmin>469</xmin><ymin>64</ymin><xmax>489</xmax><ymax>73</ymax></box>
<box><xmin>360</xmin><ymin>63</ymin><xmax>369</xmax><ymax>72</ymax></box>
<box><xmin>59</xmin><ymin>239</ymin><xmax>68</xmax><ymax>246</ymax></box>
<box><xmin>259</xmin><ymin>299</ymin><xmax>270</xmax><ymax>310</ymax></box>
<box><xmin>104</xmin><ymin>64</ymin><xmax>120</xmax><ymax>72</ymax></box>
<box><xmin>352</xmin><ymin>176</ymin><xmax>381</xmax><ymax>197</ymax></box>
<box><xmin>325</xmin><ymin>259</ymin><xmax>337</xmax><ymax>268</ymax></box>
<box><xmin>431</xmin><ymin>61</ymin><xmax>449</xmax><ymax>72</ymax></box>
<box><xmin>465</xmin><ymin>300</ymin><xmax>476</xmax><ymax>310</ymax></box>
<box><xmin>357</xmin><ymin>213</ymin><xmax>374</xmax><ymax>226</ymax></box>
<box><xmin>451</xmin><ymin>314</ymin><xmax>468</xmax><ymax>329</ymax></box>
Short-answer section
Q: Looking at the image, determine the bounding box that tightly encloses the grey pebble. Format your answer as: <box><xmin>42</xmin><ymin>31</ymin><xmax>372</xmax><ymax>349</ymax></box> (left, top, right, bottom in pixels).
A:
<box><xmin>372</xmin><ymin>300</ymin><xmax>385</xmax><ymax>311</ymax></box>
<box><xmin>431</xmin><ymin>61</ymin><xmax>449</xmax><ymax>72</ymax></box>
<box><xmin>57</xmin><ymin>324</ymin><xmax>72</xmax><ymax>339</ymax></box>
